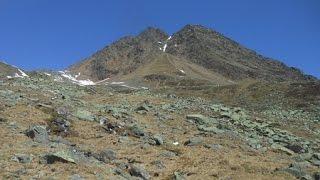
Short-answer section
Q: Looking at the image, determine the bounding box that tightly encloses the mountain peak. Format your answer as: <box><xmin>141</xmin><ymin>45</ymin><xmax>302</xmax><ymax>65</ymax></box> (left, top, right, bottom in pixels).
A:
<box><xmin>138</xmin><ymin>27</ymin><xmax>168</xmax><ymax>42</ymax></box>
<box><xmin>69</xmin><ymin>24</ymin><xmax>313</xmax><ymax>82</ymax></box>
<box><xmin>179</xmin><ymin>24</ymin><xmax>215</xmax><ymax>34</ymax></box>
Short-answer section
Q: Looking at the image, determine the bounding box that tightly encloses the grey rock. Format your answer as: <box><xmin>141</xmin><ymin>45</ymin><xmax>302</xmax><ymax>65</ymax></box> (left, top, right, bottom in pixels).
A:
<box><xmin>159</xmin><ymin>150</ymin><xmax>177</xmax><ymax>158</ymax></box>
<box><xmin>285</xmin><ymin>144</ymin><xmax>305</xmax><ymax>154</ymax></box>
<box><xmin>56</xmin><ymin>106</ymin><xmax>69</xmax><ymax>115</ymax></box>
<box><xmin>204</xmin><ymin>144</ymin><xmax>222</xmax><ymax>150</ymax></box>
<box><xmin>136</xmin><ymin>104</ymin><xmax>150</xmax><ymax>112</ymax></box>
<box><xmin>282</xmin><ymin>167</ymin><xmax>311</xmax><ymax>180</ymax></box>
<box><xmin>25</xmin><ymin>125</ymin><xmax>49</xmax><ymax>143</ymax></box>
<box><xmin>153</xmin><ymin>134</ymin><xmax>164</xmax><ymax>145</ymax></box>
<box><xmin>98</xmin><ymin>149</ymin><xmax>117</xmax><ymax>163</ymax></box>
<box><xmin>129</xmin><ymin>165</ymin><xmax>151</xmax><ymax>180</ymax></box>
<box><xmin>186</xmin><ymin>114</ymin><xmax>210</xmax><ymax>125</ymax></box>
<box><xmin>184</xmin><ymin>137</ymin><xmax>203</xmax><ymax>146</ymax></box>
<box><xmin>11</xmin><ymin>154</ymin><xmax>32</xmax><ymax>163</ymax></box>
<box><xmin>74</xmin><ymin>109</ymin><xmax>95</xmax><ymax>121</ymax></box>
<box><xmin>271</xmin><ymin>143</ymin><xmax>295</xmax><ymax>155</ymax></box>
<box><xmin>173</xmin><ymin>171</ymin><xmax>186</xmax><ymax>180</ymax></box>
<box><xmin>129</xmin><ymin>124</ymin><xmax>145</xmax><ymax>137</ymax></box>
<box><xmin>99</xmin><ymin>118</ymin><xmax>108</xmax><ymax>125</ymax></box>
<box><xmin>290</xmin><ymin>162</ymin><xmax>312</xmax><ymax>170</ymax></box>
<box><xmin>42</xmin><ymin>150</ymin><xmax>76</xmax><ymax>164</ymax></box>
<box><xmin>50</xmin><ymin>118</ymin><xmax>71</xmax><ymax>133</ymax></box>
<box><xmin>247</xmin><ymin>138</ymin><xmax>262</xmax><ymax>149</ymax></box>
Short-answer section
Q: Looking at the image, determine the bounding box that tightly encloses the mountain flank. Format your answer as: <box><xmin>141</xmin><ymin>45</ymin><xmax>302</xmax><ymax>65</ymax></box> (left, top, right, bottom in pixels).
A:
<box><xmin>69</xmin><ymin>25</ymin><xmax>315</xmax><ymax>85</ymax></box>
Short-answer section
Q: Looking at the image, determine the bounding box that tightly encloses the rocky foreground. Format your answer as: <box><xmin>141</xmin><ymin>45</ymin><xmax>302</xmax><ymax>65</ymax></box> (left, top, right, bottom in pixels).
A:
<box><xmin>0</xmin><ymin>73</ymin><xmax>319</xmax><ymax>179</ymax></box>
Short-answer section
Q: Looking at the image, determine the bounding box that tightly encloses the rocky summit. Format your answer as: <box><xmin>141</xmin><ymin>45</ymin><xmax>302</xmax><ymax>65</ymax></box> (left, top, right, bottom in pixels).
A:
<box><xmin>0</xmin><ymin>25</ymin><xmax>319</xmax><ymax>179</ymax></box>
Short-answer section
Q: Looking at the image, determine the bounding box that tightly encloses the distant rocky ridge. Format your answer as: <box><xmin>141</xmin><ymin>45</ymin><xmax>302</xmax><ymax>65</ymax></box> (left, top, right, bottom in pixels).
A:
<box><xmin>0</xmin><ymin>61</ymin><xmax>28</xmax><ymax>79</ymax></box>
<box><xmin>69</xmin><ymin>24</ymin><xmax>316</xmax><ymax>83</ymax></box>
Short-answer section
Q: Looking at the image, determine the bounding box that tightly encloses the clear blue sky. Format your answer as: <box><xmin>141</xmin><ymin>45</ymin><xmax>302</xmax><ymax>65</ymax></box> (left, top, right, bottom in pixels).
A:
<box><xmin>0</xmin><ymin>0</ymin><xmax>319</xmax><ymax>77</ymax></box>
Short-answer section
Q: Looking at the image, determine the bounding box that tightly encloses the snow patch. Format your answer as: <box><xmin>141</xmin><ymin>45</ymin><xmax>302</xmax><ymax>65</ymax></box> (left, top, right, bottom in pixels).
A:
<box><xmin>17</xmin><ymin>69</ymin><xmax>28</xmax><ymax>77</ymax></box>
<box><xmin>75</xmin><ymin>72</ymin><xmax>81</xmax><ymax>78</ymax></box>
<box><xmin>59</xmin><ymin>71</ymin><xmax>95</xmax><ymax>86</ymax></box>
<box><xmin>110</xmin><ymin>81</ymin><xmax>125</xmax><ymax>85</ymax></box>
<box><xmin>163</xmin><ymin>44</ymin><xmax>167</xmax><ymax>52</ymax></box>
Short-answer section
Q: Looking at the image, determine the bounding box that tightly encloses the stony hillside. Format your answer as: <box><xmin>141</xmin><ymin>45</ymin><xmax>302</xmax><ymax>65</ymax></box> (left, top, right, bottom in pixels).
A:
<box><xmin>69</xmin><ymin>25</ymin><xmax>315</xmax><ymax>84</ymax></box>
<box><xmin>0</xmin><ymin>73</ymin><xmax>319</xmax><ymax>179</ymax></box>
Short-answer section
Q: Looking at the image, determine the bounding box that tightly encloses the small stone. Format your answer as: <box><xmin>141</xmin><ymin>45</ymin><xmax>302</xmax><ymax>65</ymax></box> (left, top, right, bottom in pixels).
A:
<box><xmin>173</xmin><ymin>171</ymin><xmax>186</xmax><ymax>180</ymax></box>
<box><xmin>204</xmin><ymin>144</ymin><xmax>222</xmax><ymax>150</ymax></box>
<box><xmin>184</xmin><ymin>137</ymin><xmax>203</xmax><ymax>146</ymax></box>
<box><xmin>285</xmin><ymin>144</ymin><xmax>305</xmax><ymax>154</ymax></box>
<box><xmin>97</xmin><ymin>149</ymin><xmax>117</xmax><ymax>163</ymax></box>
<box><xmin>99</xmin><ymin>118</ymin><xmax>108</xmax><ymax>125</ymax></box>
<box><xmin>153</xmin><ymin>134</ymin><xmax>164</xmax><ymax>145</ymax></box>
<box><xmin>25</xmin><ymin>125</ymin><xmax>49</xmax><ymax>144</ymax></box>
<box><xmin>49</xmin><ymin>118</ymin><xmax>71</xmax><ymax>134</ymax></box>
<box><xmin>271</xmin><ymin>143</ymin><xmax>295</xmax><ymax>155</ymax></box>
<box><xmin>129</xmin><ymin>124</ymin><xmax>145</xmax><ymax>137</ymax></box>
<box><xmin>75</xmin><ymin>109</ymin><xmax>95</xmax><ymax>121</ymax></box>
<box><xmin>11</xmin><ymin>154</ymin><xmax>32</xmax><ymax>163</ymax></box>
<box><xmin>159</xmin><ymin>151</ymin><xmax>176</xmax><ymax>158</ymax></box>
<box><xmin>129</xmin><ymin>165</ymin><xmax>151</xmax><ymax>180</ymax></box>
<box><xmin>186</xmin><ymin>114</ymin><xmax>209</xmax><ymax>125</ymax></box>
<box><xmin>42</xmin><ymin>151</ymin><xmax>76</xmax><ymax>164</ymax></box>
<box><xmin>56</xmin><ymin>107</ymin><xmax>69</xmax><ymax>115</ymax></box>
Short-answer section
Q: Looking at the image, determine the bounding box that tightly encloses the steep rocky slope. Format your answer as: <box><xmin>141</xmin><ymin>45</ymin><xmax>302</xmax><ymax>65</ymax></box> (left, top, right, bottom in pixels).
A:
<box><xmin>69</xmin><ymin>27</ymin><xmax>169</xmax><ymax>81</ymax></box>
<box><xmin>167</xmin><ymin>25</ymin><xmax>313</xmax><ymax>81</ymax></box>
<box><xmin>69</xmin><ymin>25</ymin><xmax>315</xmax><ymax>84</ymax></box>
